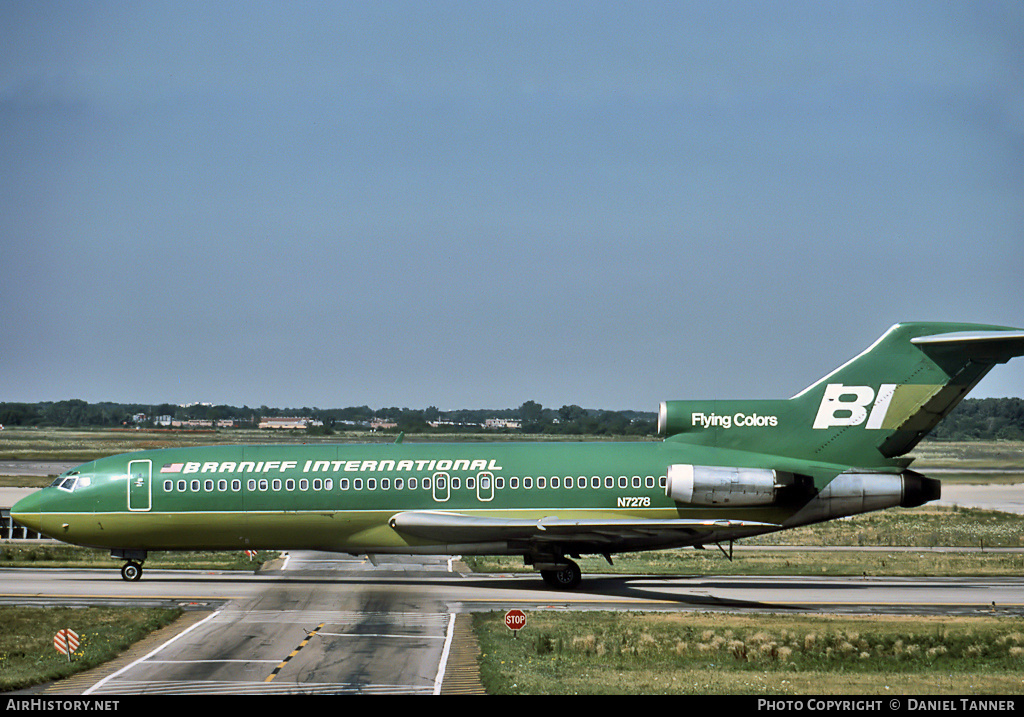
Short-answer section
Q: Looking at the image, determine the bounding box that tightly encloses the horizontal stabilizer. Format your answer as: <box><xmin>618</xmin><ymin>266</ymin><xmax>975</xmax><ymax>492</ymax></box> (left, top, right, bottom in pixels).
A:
<box><xmin>911</xmin><ymin>330</ymin><xmax>1024</xmax><ymax>364</ymax></box>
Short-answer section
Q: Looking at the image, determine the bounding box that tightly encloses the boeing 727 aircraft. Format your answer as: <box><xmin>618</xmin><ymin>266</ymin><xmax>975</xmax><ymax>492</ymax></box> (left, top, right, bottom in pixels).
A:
<box><xmin>12</xmin><ymin>322</ymin><xmax>1024</xmax><ymax>587</ymax></box>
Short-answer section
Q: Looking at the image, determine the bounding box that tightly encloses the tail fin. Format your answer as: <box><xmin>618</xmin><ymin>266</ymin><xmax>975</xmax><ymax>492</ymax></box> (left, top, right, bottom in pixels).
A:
<box><xmin>660</xmin><ymin>322</ymin><xmax>1024</xmax><ymax>467</ymax></box>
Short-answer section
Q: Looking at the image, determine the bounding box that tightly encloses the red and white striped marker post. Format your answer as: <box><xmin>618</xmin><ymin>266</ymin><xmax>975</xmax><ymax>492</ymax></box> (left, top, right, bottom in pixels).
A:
<box><xmin>54</xmin><ymin>628</ymin><xmax>79</xmax><ymax>662</ymax></box>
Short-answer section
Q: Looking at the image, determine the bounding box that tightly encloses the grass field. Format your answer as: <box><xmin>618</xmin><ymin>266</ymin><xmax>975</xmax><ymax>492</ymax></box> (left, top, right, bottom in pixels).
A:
<box><xmin>2</xmin><ymin>426</ymin><xmax>1016</xmax><ymax>463</ymax></box>
<box><xmin>0</xmin><ymin>426</ymin><xmax>658</xmax><ymax>463</ymax></box>
<box><xmin>0</xmin><ymin>544</ymin><xmax>278</xmax><ymax>571</ymax></box>
<box><xmin>0</xmin><ymin>606</ymin><xmax>181</xmax><ymax>693</ymax></box>
<box><xmin>474</xmin><ymin>612</ymin><xmax>1024</xmax><ymax>694</ymax></box>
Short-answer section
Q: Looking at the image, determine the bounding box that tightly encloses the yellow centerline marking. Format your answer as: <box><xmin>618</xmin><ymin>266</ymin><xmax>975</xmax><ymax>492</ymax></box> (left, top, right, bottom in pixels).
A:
<box><xmin>265</xmin><ymin>622</ymin><xmax>324</xmax><ymax>683</ymax></box>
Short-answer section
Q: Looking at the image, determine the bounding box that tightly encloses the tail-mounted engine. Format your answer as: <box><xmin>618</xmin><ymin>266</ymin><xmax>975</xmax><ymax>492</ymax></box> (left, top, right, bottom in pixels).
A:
<box><xmin>666</xmin><ymin>464</ymin><xmax>810</xmax><ymax>506</ymax></box>
<box><xmin>665</xmin><ymin>464</ymin><xmax>940</xmax><ymax>514</ymax></box>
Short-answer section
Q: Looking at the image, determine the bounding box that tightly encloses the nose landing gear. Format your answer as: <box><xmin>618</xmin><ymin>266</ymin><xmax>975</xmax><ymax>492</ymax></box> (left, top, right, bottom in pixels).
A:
<box><xmin>112</xmin><ymin>549</ymin><xmax>147</xmax><ymax>581</ymax></box>
<box><xmin>120</xmin><ymin>561</ymin><xmax>143</xmax><ymax>581</ymax></box>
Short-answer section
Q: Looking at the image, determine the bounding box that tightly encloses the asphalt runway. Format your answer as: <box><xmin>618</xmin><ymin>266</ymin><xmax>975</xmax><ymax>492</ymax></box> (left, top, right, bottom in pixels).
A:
<box><xmin>3</xmin><ymin>551</ymin><xmax>1024</xmax><ymax>695</ymax></box>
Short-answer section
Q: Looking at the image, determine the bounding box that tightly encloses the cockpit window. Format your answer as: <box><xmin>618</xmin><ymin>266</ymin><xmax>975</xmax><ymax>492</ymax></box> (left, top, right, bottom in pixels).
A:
<box><xmin>49</xmin><ymin>472</ymin><xmax>89</xmax><ymax>491</ymax></box>
<box><xmin>50</xmin><ymin>470</ymin><xmax>78</xmax><ymax>487</ymax></box>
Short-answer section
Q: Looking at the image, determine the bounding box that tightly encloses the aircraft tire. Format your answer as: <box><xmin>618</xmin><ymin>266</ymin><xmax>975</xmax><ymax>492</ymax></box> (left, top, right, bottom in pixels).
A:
<box><xmin>540</xmin><ymin>559</ymin><xmax>582</xmax><ymax>589</ymax></box>
<box><xmin>120</xmin><ymin>561</ymin><xmax>143</xmax><ymax>581</ymax></box>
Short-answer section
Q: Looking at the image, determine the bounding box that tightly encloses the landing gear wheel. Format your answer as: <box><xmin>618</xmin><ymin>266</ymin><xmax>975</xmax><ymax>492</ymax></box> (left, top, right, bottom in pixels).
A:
<box><xmin>121</xmin><ymin>561</ymin><xmax>143</xmax><ymax>581</ymax></box>
<box><xmin>540</xmin><ymin>559</ymin><xmax>582</xmax><ymax>589</ymax></box>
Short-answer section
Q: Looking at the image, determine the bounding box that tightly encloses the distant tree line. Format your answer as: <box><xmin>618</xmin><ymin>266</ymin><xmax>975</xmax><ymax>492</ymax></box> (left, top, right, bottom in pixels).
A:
<box><xmin>2</xmin><ymin>397</ymin><xmax>1022</xmax><ymax>441</ymax></box>
<box><xmin>0</xmin><ymin>399</ymin><xmax>657</xmax><ymax>436</ymax></box>
<box><xmin>926</xmin><ymin>397</ymin><xmax>1024</xmax><ymax>441</ymax></box>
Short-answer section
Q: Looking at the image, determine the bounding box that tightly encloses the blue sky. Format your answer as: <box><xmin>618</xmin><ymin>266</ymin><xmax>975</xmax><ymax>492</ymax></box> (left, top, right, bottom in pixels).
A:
<box><xmin>2</xmin><ymin>2</ymin><xmax>1021</xmax><ymax>412</ymax></box>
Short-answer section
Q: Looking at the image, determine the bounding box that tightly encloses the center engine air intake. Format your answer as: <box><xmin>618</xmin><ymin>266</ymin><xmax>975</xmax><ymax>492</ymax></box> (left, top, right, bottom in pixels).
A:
<box><xmin>666</xmin><ymin>464</ymin><xmax>790</xmax><ymax>506</ymax></box>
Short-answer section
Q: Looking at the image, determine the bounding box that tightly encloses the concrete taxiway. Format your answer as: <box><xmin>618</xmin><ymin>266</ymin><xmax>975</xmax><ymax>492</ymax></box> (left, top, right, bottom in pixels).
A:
<box><xmin>3</xmin><ymin>551</ymin><xmax>1024</xmax><ymax>695</ymax></box>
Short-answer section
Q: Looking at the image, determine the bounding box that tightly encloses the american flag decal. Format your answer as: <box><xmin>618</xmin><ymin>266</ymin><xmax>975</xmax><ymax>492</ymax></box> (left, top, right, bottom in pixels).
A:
<box><xmin>160</xmin><ymin>463</ymin><xmax>184</xmax><ymax>473</ymax></box>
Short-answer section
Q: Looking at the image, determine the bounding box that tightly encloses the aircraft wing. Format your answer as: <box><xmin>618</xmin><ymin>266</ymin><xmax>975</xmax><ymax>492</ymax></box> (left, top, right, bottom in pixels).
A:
<box><xmin>388</xmin><ymin>510</ymin><xmax>778</xmax><ymax>545</ymax></box>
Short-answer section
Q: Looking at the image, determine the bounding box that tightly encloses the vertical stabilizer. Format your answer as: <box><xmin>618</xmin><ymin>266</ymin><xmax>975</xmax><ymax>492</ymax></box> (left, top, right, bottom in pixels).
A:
<box><xmin>661</xmin><ymin>322</ymin><xmax>1024</xmax><ymax>467</ymax></box>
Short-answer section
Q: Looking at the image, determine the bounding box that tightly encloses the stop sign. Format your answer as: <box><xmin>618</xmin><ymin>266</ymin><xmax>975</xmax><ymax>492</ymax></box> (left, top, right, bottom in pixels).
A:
<box><xmin>505</xmin><ymin>609</ymin><xmax>526</xmax><ymax>634</ymax></box>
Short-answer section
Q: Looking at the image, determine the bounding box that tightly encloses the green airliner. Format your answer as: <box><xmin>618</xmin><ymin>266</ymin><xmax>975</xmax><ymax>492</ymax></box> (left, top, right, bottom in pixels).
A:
<box><xmin>11</xmin><ymin>322</ymin><xmax>1024</xmax><ymax>588</ymax></box>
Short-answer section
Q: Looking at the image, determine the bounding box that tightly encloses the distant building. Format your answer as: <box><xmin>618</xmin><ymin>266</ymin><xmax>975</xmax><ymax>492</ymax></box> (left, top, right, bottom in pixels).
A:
<box><xmin>172</xmin><ymin>419</ymin><xmax>214</xmax><ymax>428</ymax></box>
<box><xmin>259</xmin><ymin>417</ymin><xmax>320</xmax><ymax>430</ymax></box>
<box><xmin>428</xmin><ymin>420</ymin><xmax>483</xmax><ymax>429</ymax></box>
<box><xmin>369</xmin><ymin>418</ymin><xmax>398</xmax><ymax>431</ymax></box>
<box><xmin>485</xmin><ymin>418</ymin><xmax>522</xmax><ymax>430</ymax></box>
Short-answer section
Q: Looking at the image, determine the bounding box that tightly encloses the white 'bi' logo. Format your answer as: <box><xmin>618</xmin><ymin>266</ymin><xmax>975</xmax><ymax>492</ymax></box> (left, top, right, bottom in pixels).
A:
<box><xmin>813</xmin><ymin>383</ymin><xmax>897</xmax><ymax>430</ymax></box>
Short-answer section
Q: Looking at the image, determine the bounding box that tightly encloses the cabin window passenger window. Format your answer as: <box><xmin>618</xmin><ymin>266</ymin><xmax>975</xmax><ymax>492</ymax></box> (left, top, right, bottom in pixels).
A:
<box><xmin>524</xmin><ymin>477</ymin><xmax>533</xmax><ymax>489</ymax></box>
<box><xmin>395</xmin><ymin>478</ymin><xmax>404</xmax><ymax>490</ymax></box>
<box><xmin>367</xmin><ymin>479</ymin><xmax>376</xmax><ymax>490</ymax></box>
<box><xmin>354</xmin><ymin>478</ymin><xmax>363</xmax><ymax>490</ymax></box>
<box><xmin>381</xmin><ymin>478</ymin><xmax>390</xmax><ymax>490</ymax></box>
<box><xmin>299</xmin><ymin>479</ymin><xmax>309</xmax><ymax>491</ymax></box>
<box><xmin>510</xmin><ymin>477</ymin><xmax>519</xmax><ymax>489</ymax></box>
<box><xmin>423</xmin><ymin>477</ymin><xmax>431</xmax><ymax>489</ymax></box>
<box><xmin>325</xmin><ymin>478</ymin><xmax>333</xmax><ymax>490</ymax></box>
<box><xmin>258</xmin><ymin>479</ymin><xmax>268</xmax><ymax>491</ymax></box>
<box><xmin>409</xmin><ymin>478</ymin><xmax>417</xmax><ymax>489</ymax></box>
<box><xmin>272</xmin><ymin>479</ymin><xmax>282</xmax><ymax>491</ymax></box>
<box><xmin>632</xmin><ymin>476</ymin><xmax>641</xmax><ymax>489</ymax></box>
<box><xmin>537</xmin><ymin>477</ymin><xmax>546</xmax><ymax>489</ymax></box>
<box><xmin>286</xmin><ymin>479</ymin><xmax>295</xmax><ymax>491</ymax></box>
<box><xmin>340</xmin><ymin>478</ymin><xmax>349</xmax><ymax>490</ymax></box>
<box><xmin>495</xmin><ymin>477</ymin><xmax>504</xmax><ymax>489</ymax></box>
<box><xmin>551</xmin><ymin>476</ymin><xmax>560</xmax><ymax>489</ymax></box>
<box><xmin>451</xmin><ymin>477</ymin><xmax>460</xmax><ymax>490</ymax></box>
<box><xmin>466</xmin><ymin>477</ymin><xmax>475</xmax><ymax>489</ymax></box>
<box><xmin>218</xmin><ymin>479</ymin><xmax>227</xmax><ymax>491</ymax></box>
<box><xmin>232</xmin><ymin>480</ymin><xmax>241</xmax><ymax>491</ymax></box>
<box><xmin>646</xmin><ymin>476</ymin><xmax>655</xmax><ymax>488</ymax></box>
<box><xmin>247</xmin><ymin>479</ymin><xmax>256</xmax><ymax>491</ymax></box>
<box><xmin>191</xmin><ymin>480</ymin><xmax>201</xmax><ymax>492</ymax></box>
<box><xmin>164</xmin><ymin>480</ymin><xmax>173</xmax><ymax>492</ymax></box>
<box><xmin>204</xmin><ymin>480</ymin><xmax>214</xmax><ymax>491</ymax></box>
<box><xmin>592</xmin><ymin>477</ymin><xmax>600</xmax><ymax>489</ymax></box>
<box><xmin>314</xmin><ymin>479</ymin><xmax>323</xmax><ymax>491</ymax></box>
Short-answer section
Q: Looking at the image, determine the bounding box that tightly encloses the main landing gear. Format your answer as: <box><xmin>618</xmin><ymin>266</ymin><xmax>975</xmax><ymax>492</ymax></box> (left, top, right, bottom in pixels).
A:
<box><xmin>112</xmin><ymin>549</ymin><xmax>147</xmax><ymax>581</ymax></box>
<box><xmin>531</xmin><ymin>555</ymin><xmax>583</xmax><ymax>590</ymax></box>
<box><xmin>540</xmin><ymin>560</ymin><xmax>582</xmax><ymax>589</ymax></box>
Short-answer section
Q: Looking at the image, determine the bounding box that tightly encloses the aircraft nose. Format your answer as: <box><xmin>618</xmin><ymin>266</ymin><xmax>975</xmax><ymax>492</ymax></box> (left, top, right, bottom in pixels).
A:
<box><xmin>10</xmin><ymin>490</ymin><xmax>45</xmax><ymax>533</ymax></box>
